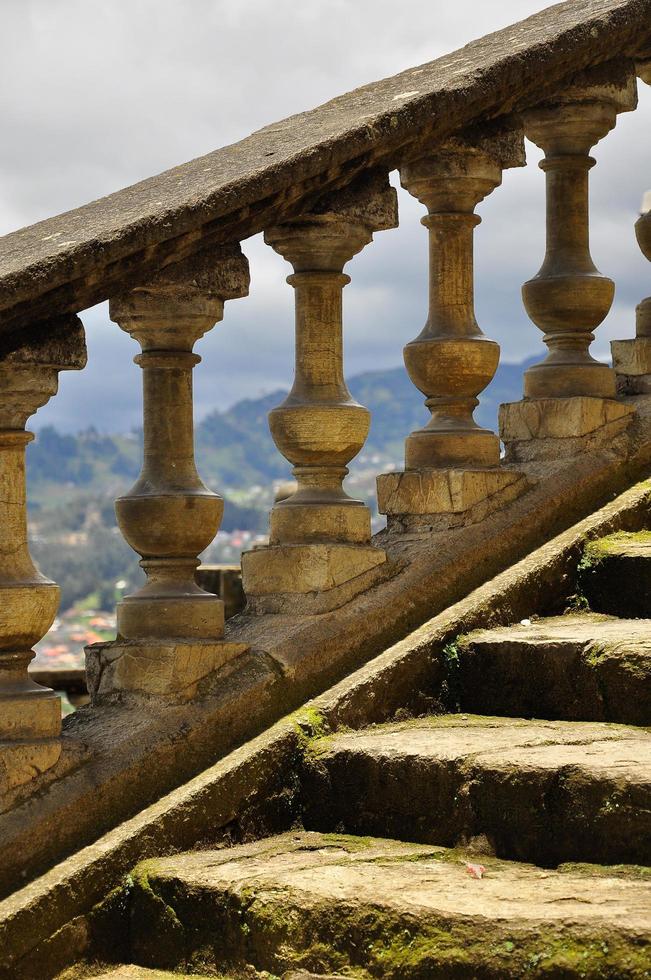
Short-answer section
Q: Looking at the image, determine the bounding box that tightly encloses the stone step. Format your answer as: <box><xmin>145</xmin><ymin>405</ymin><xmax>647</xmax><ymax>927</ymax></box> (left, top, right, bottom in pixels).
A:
<box><xmin>302</xmin><ymin>716</ymin><xmax>651</xmax><ymax>867</ymax></box>
<box><xmin>455</xmin><ymin>613</ymin><xmax>651</xmax><ymax>724</ymax></box>
<box><xmin>127</xmin><ymin>832</ymin><xmax>651</xmax><ymax>979</ymax></box>
<box><xmin>579</xmin><ymin>532</ymin><xmax>651</xmax><ymax>618</ymax></box>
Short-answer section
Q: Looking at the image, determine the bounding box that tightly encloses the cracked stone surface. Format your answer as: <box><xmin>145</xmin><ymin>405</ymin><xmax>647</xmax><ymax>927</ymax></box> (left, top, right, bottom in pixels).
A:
<box><xmin>376</xmin><ymin>467</ymin><xmax>528</xmax><ymax>518</ymax></box>
<box><xmin>613</xmin><ymin>336</ymin><xmax>651</xmax><ymax>395</ymax></box>
<box><xmin>456</xmin><ymin>613</ymin><xmax>651</xmax><ymax>725</ymax></box>
<box><xmin>128</xmin><ymin>831</ymin><xmax>651</xmax><ymax>979</ymax></box>
<box><xmin>242</xmin><ymin>543</ymin><xmax>386</xmax><ymax>596</ymax></box>
<box><xmin>499</xmin><ymin>396</ymin><xmax>636</xmax><ymax>461</ymax></box>
<box><xmin>302</xmin><ymin>716</ymin><xmax>651</xmax><ymax>867</ymax></box>
<box><xmin>86</xmin><ymin>640</ymin><xmax>249</xmax><ymax>701</ymax></box>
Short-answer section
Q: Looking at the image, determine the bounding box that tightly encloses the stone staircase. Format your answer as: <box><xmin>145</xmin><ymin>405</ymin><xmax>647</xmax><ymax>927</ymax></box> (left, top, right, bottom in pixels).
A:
<box><xmin>56</xmin><ymin>529</ymin><xmax>651</xmax><ymax>979</ymax></box>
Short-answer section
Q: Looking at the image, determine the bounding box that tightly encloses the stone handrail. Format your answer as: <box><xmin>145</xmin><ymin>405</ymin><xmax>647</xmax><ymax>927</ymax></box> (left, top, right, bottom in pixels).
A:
<box><xmin>0</xmin><ymin>0</ymin><xmax>651</xmax><ymax>843</ymax></box>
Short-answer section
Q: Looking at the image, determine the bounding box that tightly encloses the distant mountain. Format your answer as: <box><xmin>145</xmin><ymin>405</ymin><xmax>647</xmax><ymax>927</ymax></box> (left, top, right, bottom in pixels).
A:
<box><xmin>27</xmin><ymin>358</ymin><xmax>534</xmax><ymax>496</ymax></box>
<box><xmin>26</xmin><ymin>358</ymin><xmax>535</xmax><ymax>611</ymax></box>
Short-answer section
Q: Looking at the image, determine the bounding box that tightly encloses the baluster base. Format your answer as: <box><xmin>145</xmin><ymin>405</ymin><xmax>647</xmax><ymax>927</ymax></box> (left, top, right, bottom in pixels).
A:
<box><xmin>377</xmin><ymin>467</ymin><xmax>529</xmax><ymax>528</ymax></box>
<box><xmin>270</xmin><ymin>499</ymin><xmax>371</xmax><ymax>546</ymax></box>
<box><xmin>86</xmin><ymin>638</ymin><xmax>249</xmax><ymax>702</ymax></box>
<box><xmin>117</xmin><ymin>594</ymin><xmax>225</xmax><ymax>642</ymax></box>
<box><xmin>405</xmin><ymin>428</ymin><xmax>501</xmax><ymax>470</ymax></box>
<box><xmin>612</xmin><ymin>338</ymin><xmax>651</xmax><ymax>395</ymax></box>
<box><xmin>242</xmin><ymin>541</ymin><xmax>387</xmax><ymax>609</ymax></box>
<box><xmin>0</xmin><ymin>737</ymin><xmax>62</xmax><ymax>797</ymax></box>
<box><xmin>0</xmin><ymin>666</ymin><xmax>62</xmax><ymax>793</ymax></box>
<box><xmin>523</xmin><ymin>360</ymin><xmax>616</xmax><ymax>399</ymax></box>
<box><xmin>500</xmin><ymin>396</ymin><xmax>635</xmax><ymax>462</ymax></box>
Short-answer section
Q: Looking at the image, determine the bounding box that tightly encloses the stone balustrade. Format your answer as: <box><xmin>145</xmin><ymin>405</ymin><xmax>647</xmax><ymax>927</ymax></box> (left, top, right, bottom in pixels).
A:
<box><xmin>0</xmin><ymin>318</ymin><xmax>86</xmax><ymax>792</ymax></box>
<box><xmin>0</xmin><ymin>14</ymin><xmax>650</xmax><ymax>805</ymax></box>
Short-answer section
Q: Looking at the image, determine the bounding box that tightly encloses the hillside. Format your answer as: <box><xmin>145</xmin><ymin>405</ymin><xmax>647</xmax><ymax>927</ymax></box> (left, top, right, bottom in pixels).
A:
<box><xmin>28</xmin><ymin>357</ymin><xmax>532</xmax><ymax>494</ymax></box>
<box><xmin>26</xmin><ymin>359</ymin><xmax>532</xmax><ymax>612</ymax></box>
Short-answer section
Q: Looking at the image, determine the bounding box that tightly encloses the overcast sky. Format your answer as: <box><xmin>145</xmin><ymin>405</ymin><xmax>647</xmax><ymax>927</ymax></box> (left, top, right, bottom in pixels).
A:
<box><xmin>1</xmin><ymin>0</ymin><xmax>649</xmax><ymax>432</ymax></box>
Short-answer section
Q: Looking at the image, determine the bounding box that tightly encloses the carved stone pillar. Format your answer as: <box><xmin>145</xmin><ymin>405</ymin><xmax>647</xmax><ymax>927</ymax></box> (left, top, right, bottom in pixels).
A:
<box><xmin>86</xmin><ymin>248</ymin><xmax>249</xmax><ymax>701</ymax></box>
<box><xmin>501</xmin><ymin>64</ymin><xmax>637</xmax><ymax>459</ymax></box>
<box><xmin>0</xmin><ymin>318</ymin><xmax>86</xmax><ymax>794</ymax></box>
<box><xmin>611</xmin><ymin>59</ymin><xmax>651</xmax><ymax>392</ymax></box>
<box><xmin>376</xmin><ymin>134</ymin><xmax>529</xmax><ymax>528</ymax></box>
<box><xmin>612</xmin><ymin>192</ymin><xmax>651</xmax><ymax>393</ymax></box>
<box><xmin>242</xmin><ymin>174</ymin><xmax>397</xmax><ymax>610</ymax></box>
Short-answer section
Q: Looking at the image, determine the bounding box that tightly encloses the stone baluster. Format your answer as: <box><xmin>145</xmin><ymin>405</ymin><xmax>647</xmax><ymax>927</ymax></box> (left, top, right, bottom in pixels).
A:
<box><xmin>86</xmin><ymin>247</ymin><xmax>250</xmax><ymax>701</ymax></box>
<box><xmin>612</xmin><ymin>192</ymin><xmax>651</xmax><ymax>393</ymax></box>
<box><xmin>376</xmin><ymin>133</ymin><xmax>529</xmax><ymax>529</ymax></box>
<box><xmin>0</xmin><ymin>317</ymin><xmax>86</xmax><ymax>795</ymax></box>
<box><xmin>611</xmin><ymin>56</ymin><xmax>651</xmax><ymax>394</ymax></box>
<box><xmin>501</xmin><ymin>64</ymin><xmax>638</xmax><ymax>458</ymax></box>
<box><xmin>242</xmin><ymin>173</ymin><xmax>397</xmax><ymax>609</ymax></box>
<box><xmin>521</xmin><ymin>75</ymin><xmax>637</xmax><ymax>398</ymax></box>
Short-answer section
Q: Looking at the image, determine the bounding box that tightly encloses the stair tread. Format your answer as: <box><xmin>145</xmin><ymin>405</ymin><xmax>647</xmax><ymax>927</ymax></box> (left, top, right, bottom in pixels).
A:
<box><xmin>463</xmin><ymin>612</ymin><xmax>651</xmax><ymax>650</ymax></box>
<box><xmin>134</xmin><ymin>831</ymin><xmax>651</xmax><ymax>978</ymax></box>
<box><xmin>312</xmin><ymin>714</ymin><xmax>651</xmax><ymax>776</ymax></box>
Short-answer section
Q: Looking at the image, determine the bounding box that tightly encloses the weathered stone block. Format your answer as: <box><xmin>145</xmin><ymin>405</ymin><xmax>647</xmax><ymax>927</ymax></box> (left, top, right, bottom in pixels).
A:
<box><xmin>376</xmin><ymin>467</ymin><xmax>528</xmax><ymax>517</ymax></box>
<box><xmin>128</xmin><ymin>832</ymin><xmax>651</xmax><ymax>978</ymax></box>
<box><xmin>0</xmin><ymin>738</ymin><xmax>61</xmax><ymax>796</ymax></box>
<box><xmin>302</xmin><ymin>715</ymin><xmax>651</xmax><ymax>866</ymax></box>
<box><xmin>612</xmin><ymin>337</ymin><xmax>651</xmax><ymax>394</ymax></box>
<box><xmin>500</xmin><ymin>396</ymin><xmax>635</xmax><ymax>460</ymax></box>
<box><xmin>195</xmin><ymin>563</ymin><xmax>245</xmax><ymax>620</ymax></box>
<box><xmin>86</xmin><ymin>639</ymin><xmax>248</xmax><ymax>701</ymax></box>
<box><xmin>270</xmin><ymin>500</ymin><xmax>371</xmax><ymax>545</ymax></box>
<box><xmin>242</xmin><ymin>542</ymin><xmax>386</xmax><ymax>596</ymax></box>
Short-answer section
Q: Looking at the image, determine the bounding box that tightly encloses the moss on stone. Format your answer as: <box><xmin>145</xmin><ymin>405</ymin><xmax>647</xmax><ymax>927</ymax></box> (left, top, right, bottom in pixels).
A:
<box><xmin>320</xmin><ymin>833</ymin><xmax>377</xmax><ymax>852</ymax></box>
<box><xmin>584</xmin><ymin>530</ymin><xmax>651</xmax><ymax>559</ymax></box>
<box><xmin>126</xmin><ymin>860</ymin><xmax>186</xmax><ymax>967</ymax></box>
<box><xmin>288</xmin><ymin>706</ymin><xmax>331</xmax><ymax>752</ymax></box>
<box><xmin>235</xmin><ymin>894</ymin><xmax>651</xmax><ymax>979</ymax></box>
<box><xmin>558</xmin><ymin>861</ymin><xmax>651</xmax><ymax>881</ymax></box>
<box><xmin>578</xmin><ymin>529</ymin><xmax>651</xmax><ymax>619</ymax></box>
<box><xmin>107</xmin><ymin>842</ymin><xmax>651</xmax><ymax>979</ymax></box>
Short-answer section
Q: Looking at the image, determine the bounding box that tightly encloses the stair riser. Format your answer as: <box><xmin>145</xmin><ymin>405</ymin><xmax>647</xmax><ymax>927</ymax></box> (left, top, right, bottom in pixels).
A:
<box><xmin>302</xmin><ymin>754</ymin><xmax>651</xmax><ymax>866</ymax></box>
<box><xmin>455</xmin><ymin>647</ymin><xmax>651</xmax><ymax>725</ymax></box>
<box><xmin>580</xmin><ymin>552</ymin><xmax>651</xmax><ymax>619</ymax></box>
